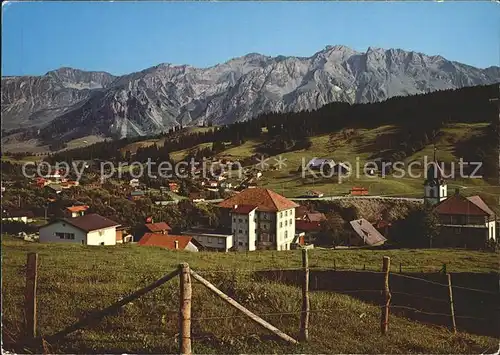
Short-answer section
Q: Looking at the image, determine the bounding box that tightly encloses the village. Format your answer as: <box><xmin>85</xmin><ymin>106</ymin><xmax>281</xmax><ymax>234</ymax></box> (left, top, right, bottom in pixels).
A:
<box><xmin>2</xmin><ymin>153</ymin><xmax>497</xmax><ymax>252</ymax></box>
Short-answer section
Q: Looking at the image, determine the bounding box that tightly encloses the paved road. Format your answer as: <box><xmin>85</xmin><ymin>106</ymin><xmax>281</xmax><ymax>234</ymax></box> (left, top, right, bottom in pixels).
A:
<box><xmin>191</xmin><ymin>196</ymin><xmax>424</xmax><ymax>204</ymax></box>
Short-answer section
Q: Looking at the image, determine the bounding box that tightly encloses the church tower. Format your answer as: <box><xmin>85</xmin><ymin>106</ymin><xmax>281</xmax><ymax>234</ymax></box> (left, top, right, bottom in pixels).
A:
<box><xmin>424</xmin><ymin>147</ymin><xmax>448</xmax><ymax>205</ymax></box>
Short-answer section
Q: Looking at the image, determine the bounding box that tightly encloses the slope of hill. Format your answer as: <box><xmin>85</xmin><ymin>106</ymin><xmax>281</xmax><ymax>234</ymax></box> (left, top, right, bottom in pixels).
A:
<box><xmin>2</xmin><ymin>237</ymin><xmax>498</xmax><ymax>354</ymax></box>
<box><xmin>2</xmin><ymin>45</ymin><xmax>499</xmax><ymax>143</ymax></box>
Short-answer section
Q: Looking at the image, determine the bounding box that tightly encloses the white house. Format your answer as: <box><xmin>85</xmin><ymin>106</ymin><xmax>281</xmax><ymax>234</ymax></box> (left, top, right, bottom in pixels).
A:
<box><xmin>39</xmin><ymin>213</ymin><xmax>121</xmax><ymax>245</ymax></box>
<box><xmin>218</xmin><ymin>188</ymin><xmax>299</xmax><ymax>251</ymax></box>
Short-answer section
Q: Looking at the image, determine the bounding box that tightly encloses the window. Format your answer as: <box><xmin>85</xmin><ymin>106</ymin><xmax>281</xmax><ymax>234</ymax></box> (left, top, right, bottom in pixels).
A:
<box><xmin>239</xmin><ymin>242</ymin><xmax>243</xmax><ymax>246</ymax></box>
<box><xmin>285</xmin><ymin>210</ymin><xmax>288</xmax><ymax>216</ymax></box>
<box><xmin>56</xmin><ymin>232</ymin><xmax>75</xmax><ymax>240</ymax></box>
<box><xmin>244</xmin><ymin>230</ymin><xmax>247</xmax><ymax>235</ymax></box>
<box><xmin>208</xmin><ymin>237</ymin><xmax>213</xmax><ymax>244</ymax></box>
<box><xmin>454</xmin><ymin>227</ymin><xmax>461</xmax><ymax>234</ymax></box>
<box><xmin>264</xmin><ymin>224</ymin><xmax>267</xmax><ymax>230</ymax></box>
<box><xmin>233</xmin><ymin>229</ymin><xmax>236</xmax><ymax>234</ymax></box>
<box><xmin>233</xmin><ymin>218</ymin><xmax>235</xmax><ymax>222</ymax></box>
<box><xmin>280</xmin><ymin>212</ymin><xmax>283</xmax><ymax>218</ymax></box>
<box><xmin>285</xmin><ymin>230</ymin><xmax>288</xmax><ymax>239</ymax></box>
<box><xmin>280</xmin><ymin>222</ymin><xmax>283</xmax><ymax>228</ymax></box>
<box><xmin>98</xmin><ymin>230</ymin><xmax>104</xmax><ymax>236</ymax></box>
<box><xmin>239</xmin><ymin>218</ymin><xmax>243</xmax><ymax>223</ymax></box>
<box><xmin>218</xmin><ymin>238</ymin><xmax>224</xmax><ymax>245</ymax></box>
<box><xmin>239</xmin><ymin>229</ymin><xmax>242</xmax><ymax>233</ymax></box>
<box><xmin>285</xmin><ymin>220</ymin><xmax>288</xmax><ymax>226</ymax></box>
<box><xmin>290</xmin><ymin>219</ymin><xmax>292</xmax><ymax>225</ymax></box>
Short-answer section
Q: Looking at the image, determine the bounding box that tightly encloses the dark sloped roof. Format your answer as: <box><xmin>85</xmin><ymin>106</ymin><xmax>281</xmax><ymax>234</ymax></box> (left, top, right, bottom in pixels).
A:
<box><xmin>42</xmin><ymin>213</ymin><xmax>121</xmax><ymax>233</ymax></box>
<box><xmin>435</xmin><ymin>194</ymin><xmax>490</xmax><ymax>216</ymax></box>
<box><xmin>466</xmin><ymin>196</ymin><xmax>495</xmax><ymax>218</ymax></box>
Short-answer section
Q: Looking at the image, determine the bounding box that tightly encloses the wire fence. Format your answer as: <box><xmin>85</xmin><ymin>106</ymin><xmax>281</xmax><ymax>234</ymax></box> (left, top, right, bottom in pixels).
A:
<box><xmin>2</xmin><ymin>252</ymin><xmax>499</xmax><ymax>354</ymax></box>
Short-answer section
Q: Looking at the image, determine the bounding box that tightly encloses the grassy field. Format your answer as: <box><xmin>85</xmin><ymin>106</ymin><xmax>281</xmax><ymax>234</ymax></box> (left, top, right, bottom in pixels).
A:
<box><xmin>2</xmin><ymin>236</ymin><xmax>499</xmax><ymax>354</ymax></box>
<box><xmin>166</xmin><ymin>122</ymin><xmax>499</xmax><ymax>212</ymax></box>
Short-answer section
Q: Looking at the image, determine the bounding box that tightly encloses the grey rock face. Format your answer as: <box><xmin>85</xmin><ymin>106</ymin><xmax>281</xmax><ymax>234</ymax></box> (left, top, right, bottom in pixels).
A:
<box><xmin>2</xmin><ymin>46</ymin><xmax>499</xmax><ymax>141</ymax></box>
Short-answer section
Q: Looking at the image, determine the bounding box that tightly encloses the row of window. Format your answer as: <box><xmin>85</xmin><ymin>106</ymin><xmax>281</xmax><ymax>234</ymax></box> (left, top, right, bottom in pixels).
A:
<box><xmin>279</xmin><ymin>210</ymin><xmax>292</xmax><ymax>218</ymax></box>
<box><xmin>279</xmin><ymin>219</ymin><xmax>293</xmax><ymax>228</ymax></box>
<box><xmin>56</xmin><ymin>232</ymin><xmax>75</xmax><ymax>240</ymax></box>
<box><xmin>205</xmin><ymin>237</ymin><xmax>225</xmax><ymax>245</ymax></box>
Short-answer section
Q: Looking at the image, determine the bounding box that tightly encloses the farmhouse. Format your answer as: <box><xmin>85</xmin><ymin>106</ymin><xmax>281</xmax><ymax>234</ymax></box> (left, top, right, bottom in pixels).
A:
<box><xmin>218</xmin><ymin>188</ymin><xmax>298</xmax><ymax>251</ymax></box>
<box><xmin>39</xmin><ymin>213</ymin><xmax>121</xmax><ymax>245</ymax></box>
<box><xmin>433</xmin><ymin>190</ymin><xmax>496</xmax><ymax>248</ymax></box>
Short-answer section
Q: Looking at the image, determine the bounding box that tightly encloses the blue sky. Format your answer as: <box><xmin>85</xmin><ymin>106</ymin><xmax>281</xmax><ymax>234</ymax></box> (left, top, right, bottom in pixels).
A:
<box><xmin>2</xmin><ymin>1</ymin><xmax>499</xmax><ymax>76</ymax></box>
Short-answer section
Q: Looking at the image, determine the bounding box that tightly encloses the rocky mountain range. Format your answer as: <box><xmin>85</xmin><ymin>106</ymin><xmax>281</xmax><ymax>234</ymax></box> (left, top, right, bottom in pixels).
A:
<box><xmin>2</xmin><ymin>45</ymin><xmax>500</xmax><ymax>144</ymax></box>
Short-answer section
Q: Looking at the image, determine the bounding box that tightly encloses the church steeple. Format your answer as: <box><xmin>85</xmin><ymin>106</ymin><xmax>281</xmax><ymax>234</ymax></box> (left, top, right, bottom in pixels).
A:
<box><xmin>424</xmin><ymin>145</ymin><xmax>448</xmax><ymax>205</ymax></box>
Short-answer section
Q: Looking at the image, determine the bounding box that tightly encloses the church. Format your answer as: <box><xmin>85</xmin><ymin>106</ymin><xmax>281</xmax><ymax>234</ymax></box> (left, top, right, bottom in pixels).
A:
<box><xmin>423</xmin><ymin>156</ymin><xmax>496</xmax><ymax>249</ymax></box>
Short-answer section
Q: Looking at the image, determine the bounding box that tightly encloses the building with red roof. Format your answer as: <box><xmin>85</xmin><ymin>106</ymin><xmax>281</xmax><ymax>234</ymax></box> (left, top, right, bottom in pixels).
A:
<box><xmin>138</xmin><ymin>233</ymin><xmax>199</xmax><ymax>252</ymax></box>
<box><xmin>218</xmin><ymin>188</ymin><xmax>299</xmax><ymax>251</ymax></box>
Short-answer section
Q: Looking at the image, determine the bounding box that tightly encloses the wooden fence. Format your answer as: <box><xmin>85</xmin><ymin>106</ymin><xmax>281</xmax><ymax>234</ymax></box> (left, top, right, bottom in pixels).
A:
<box><xmin>20</xmin><ymin>251</ymin><xmax>497</xmax><ymax>354</ymax></box>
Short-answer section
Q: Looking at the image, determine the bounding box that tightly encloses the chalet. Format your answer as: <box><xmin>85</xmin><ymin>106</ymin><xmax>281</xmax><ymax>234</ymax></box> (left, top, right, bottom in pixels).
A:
<box><xmin>138</xmin><ymin>233</ymin><xmax>199</xmax><ymax>251</ymax></box>
<box><xmin>65</xmin><ymin>205</ymin><xmax>89</xmax><ymax>218</ymax></box>
<box><xmin>39</xmin><ymin>214</ymin><xmax>120</xmax><ymax>245</ymax></box>
<box><xmin>433</xmin><ymin>190</ymin><xmax>496</xmax><ymax>249</ymax></box>
<box><xmin>349</xmin><ymin>219</ymin><xmax>387</xmax><ymax>246</ymax></box>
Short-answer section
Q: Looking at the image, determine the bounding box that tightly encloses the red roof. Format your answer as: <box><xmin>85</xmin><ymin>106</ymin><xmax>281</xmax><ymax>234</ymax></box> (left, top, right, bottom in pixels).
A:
<box><xmin>466</xmin><ymin>196</ymin><xmax>495</xmax><ymax>218</ymax></box>
<box><xmin>231</xmin><ymin>204</ymin><xmax>258</xmax><ymax>214</ymax></box>
<box><xmin>296</xmin><ymin>220</ymin><xmax>322</xmax><ymax>232</ymax></box>
<box><xmin>218</xmin><ymin>188</ymin><xmax>299</xmax><ymax>212</ymax></box>
<box><xmin>66</xmin><ymin>205</ymin><xmax>89</xmax><ymax>213</ymax></box>
<box><xmin>435</xmin><ymin>194</ymin><xmax>490</xmax><ymax>216</ymax></box>
<box><xmin>145</xmin><ymin>222</ymin><xmax>172</xmax><ymax>232</ymax></box>
<box><xmin>138</xmin><ymin>233</ymin><xmax>193</xmax><ymax>250</ymax></box>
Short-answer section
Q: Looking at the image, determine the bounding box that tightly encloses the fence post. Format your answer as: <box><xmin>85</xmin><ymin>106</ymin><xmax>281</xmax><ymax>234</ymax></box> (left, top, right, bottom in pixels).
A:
<box><xmin>446</xmin><ymin>273</ymin><xmax>457</xmax><ymax>334</ymax></box>
<box><xmin>179</xmin><ymin>263</ymin><xmax>192</xmax><ymax>355</ymax></box>
<box><xmin>24</xmin><ymin>252</ymin><xmax>38</xmax><ymax>339</ymax></box>
<box><xmin>300</xmin><ymin>248</ymin><xmax>310</xmax><ymax>341</ymax></box>
<box><xmin>381</xmin><ymin>256</ymin><xmax>391</xmax><ymax>335</ymax></box>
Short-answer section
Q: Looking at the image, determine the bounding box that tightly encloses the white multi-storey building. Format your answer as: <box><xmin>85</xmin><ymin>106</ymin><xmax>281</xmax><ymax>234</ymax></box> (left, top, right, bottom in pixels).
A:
<box><xmin>218</xmin><ymin>188</ymin><xmax>299</xmax><ymax>251</ymax></box>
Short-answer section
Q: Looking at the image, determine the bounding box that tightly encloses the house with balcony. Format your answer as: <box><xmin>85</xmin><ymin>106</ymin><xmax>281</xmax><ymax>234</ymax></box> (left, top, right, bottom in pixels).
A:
<box><xmin>217</xmin><ymin>188</ymin><xmax>299</xmax><ymax>251</ymax></box>
<box><xmin>433</xmin><ymin>190</ymin><xmax>496</xmax><ymax>249</ymax></box>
